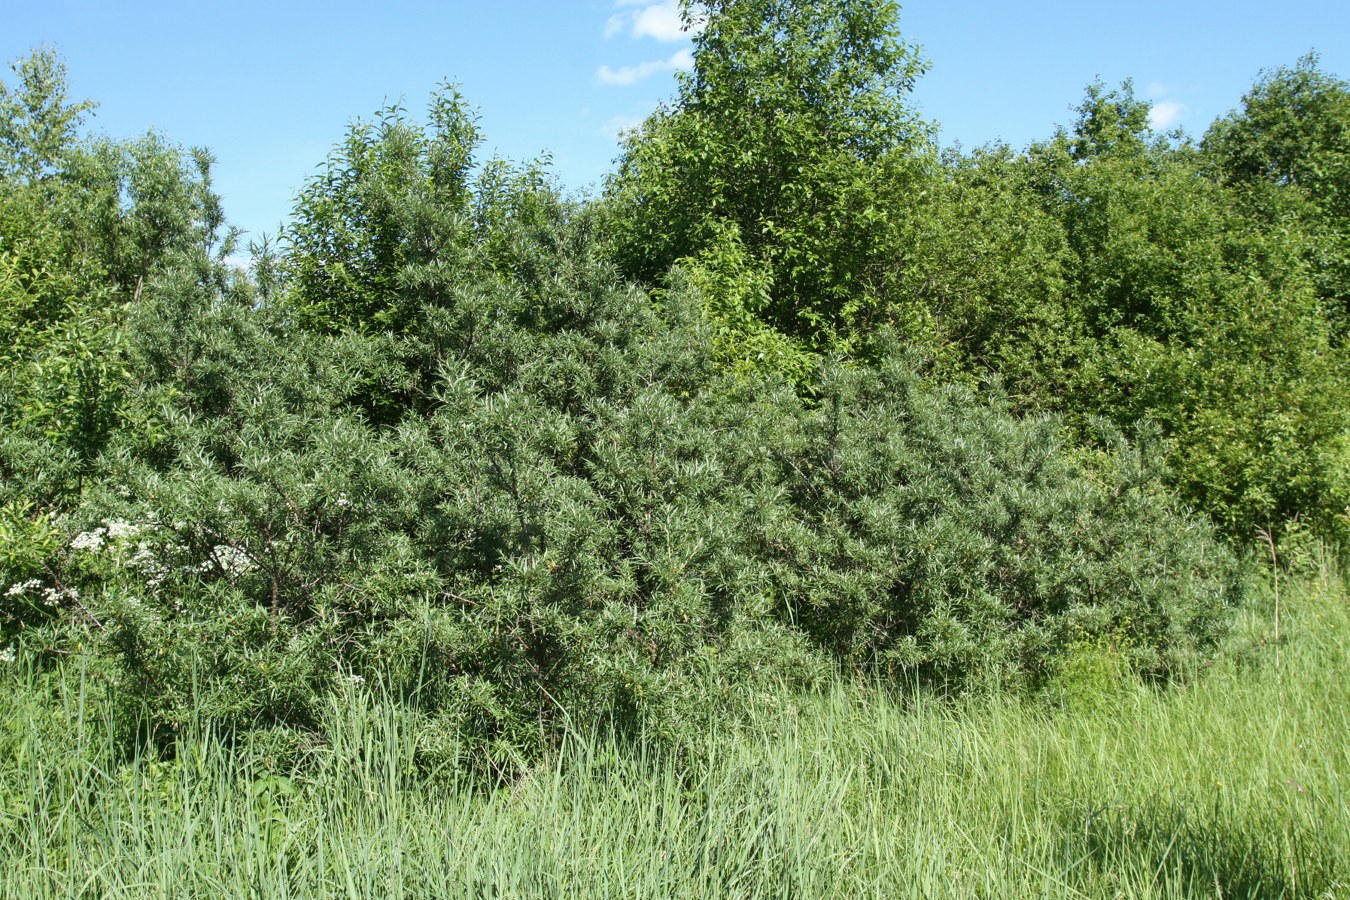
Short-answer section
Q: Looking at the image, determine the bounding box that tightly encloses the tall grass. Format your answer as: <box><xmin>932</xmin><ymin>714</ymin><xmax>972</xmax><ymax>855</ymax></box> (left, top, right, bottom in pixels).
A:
<box><xmin>2</xmin><ymin>573</ymin><xmax>1346</xmax><ymax>898</ymax></box>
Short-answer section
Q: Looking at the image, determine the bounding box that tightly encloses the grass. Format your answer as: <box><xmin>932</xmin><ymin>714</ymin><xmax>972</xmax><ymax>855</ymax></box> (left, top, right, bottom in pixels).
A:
<box><xmin>1</xmin><ymin>571</ymin><xmax>1346</xmax><ymax>898</ymax></box>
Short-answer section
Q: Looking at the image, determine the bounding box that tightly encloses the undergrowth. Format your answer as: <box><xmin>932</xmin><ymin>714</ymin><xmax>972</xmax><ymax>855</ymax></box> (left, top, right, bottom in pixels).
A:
<box><xmin>1</xmin><ymin>571</ymin><xmax>1344</xmax><ymax>898</ymax></box>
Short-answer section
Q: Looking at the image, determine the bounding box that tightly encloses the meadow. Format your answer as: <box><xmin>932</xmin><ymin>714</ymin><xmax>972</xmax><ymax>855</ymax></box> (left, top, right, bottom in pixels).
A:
<box><xmin>4</xmin><ymin>3</ymin><xmax>1350</xmax><ymax>896</ymax></box>
<box><xmin>3</xmin><ymin>568</ymin><xmax>1344</xmax><ymax>898</ymax></box>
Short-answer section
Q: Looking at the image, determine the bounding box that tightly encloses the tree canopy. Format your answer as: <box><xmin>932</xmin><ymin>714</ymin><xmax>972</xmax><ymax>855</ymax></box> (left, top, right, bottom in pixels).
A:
<box><xmin>605</xmin><ymin>0</ymin><xmax>931</xmax><ymax>369</ymax></box>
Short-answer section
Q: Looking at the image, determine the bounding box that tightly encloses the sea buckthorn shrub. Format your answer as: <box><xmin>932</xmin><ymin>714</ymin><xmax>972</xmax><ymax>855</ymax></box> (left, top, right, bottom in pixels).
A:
<box><xmin>25</xmin><ymin>237</ymin><xmax>1236</xmax><ymax>767</ymax></box>
<box><xmin>3</xmin><ymin>86</ymin><xmax>1240</xmax><ymax>770</ymax></box>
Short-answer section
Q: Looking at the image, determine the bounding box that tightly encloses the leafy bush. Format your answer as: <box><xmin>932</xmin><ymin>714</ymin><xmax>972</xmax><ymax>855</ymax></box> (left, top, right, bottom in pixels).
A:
<box><xmin>744</xmin><ymin>355</ymin><xmax>1239</xmax><ymax>688</ymax></box>
<box><xmin>42</xmin><ymin>194</ymin><xmax>826</xmax><ymax>762</ymax></box>
<box><xmin>2</xmin><ymin>52</ymin><xmax>1245</xmax><ymax>772</ymax></box>
<box><xmin>600</xmin><ymin>7</ymin><xmax>1349</xmax><ymax>546</ymax></box>
<box><xmin>1203</xmin><ymin>53</ymin><xmax>1350</xmax><ymax>334</ymax></box>
<box><xmin>34</xmin><ymin>231</ymin><xmax>1238</xmax><ymax>766</ymax></box>
<box><xmin>881</xmin><ymin>80</ymin><xmax>1350</xmax><ymax>543</ymax></box>
<box><xmin>603</xmin><ymin>0</ymin><xmax>931</xmax><ymax>364</ymax></box>
<box><xmin>0</xmin><ymin>47</ymin><xmax>235</xmax><ymax>513</ymax></box>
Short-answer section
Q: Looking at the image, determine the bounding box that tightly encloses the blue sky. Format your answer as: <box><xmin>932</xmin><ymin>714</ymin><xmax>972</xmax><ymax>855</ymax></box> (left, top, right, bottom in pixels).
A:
<box><xmin>4</xmin><ymin>1</ymin><xmax>1347</xmax><ymax>245</ymax></box>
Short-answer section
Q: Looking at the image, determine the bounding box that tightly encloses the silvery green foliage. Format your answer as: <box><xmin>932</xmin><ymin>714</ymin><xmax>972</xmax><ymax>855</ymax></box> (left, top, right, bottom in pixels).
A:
<box><xmin>66</xmin><ymin>211</ymin><xmax>1234</xmax><ymax>766</ymax></box>
<box><xmin>10</xmin><ymin>85</ymin><xmax>1239</xmax><ymax>770</ymax></box>
<box><xmin>745</xmin><ymin>356</ymin><xmax>1239</xmax><ymax>687</ymax></box>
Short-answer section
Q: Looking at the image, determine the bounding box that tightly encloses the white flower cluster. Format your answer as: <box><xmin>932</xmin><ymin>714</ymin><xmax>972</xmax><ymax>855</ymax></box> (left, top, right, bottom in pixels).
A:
<box><xmin>0</xmin><ymin>645</ymin><xmax>15</xmax><ymax>665</ymax></box>
<box><xmin>5</xmin><ymin>579</ymin><xmax>42</xmax><ymax>598</ymax></box>
<box><xmin>204</xmin><ymin>544</ymin><xmax>254</xmax><ymax>578</ymax></box>
<box><xmin>130</xmin><ymin>541</ymin><xmax>177</xmax><ymax>589</ymax></box>
<box><xmin>3</xmin><ymin>579</ymin><xmax>75</xmax><ymax>607</ymax></box>
<box><xmin>123</xmin><ymin>533</ymin><xmax>254</xmax><ymax>586</ymax></box>
<box><xmin>105</xmin><ymin>520</ymin><xmax>143</xmax><ymax>541</ymax></box>
<box><xmin>49</xmin><ymin>513</ymin><xmax>265</xmax><ymax>598</ymax></box>
<box><xmin>70</xmin><ymin>528</ymin><xmax>107</xmax><ymax>552</ymax></box>
<box><xmin>130</xmin><ymin>543</ymin><xmax>161</xmax><ymax>571</ymax></box>
<box><xmin>66</xmin><ymin>517</ymin><xmax>182</xmax><ymax>588</ymax></box>
<box><xmin>70</xmin><ymin>519</ymin><xmax>147</xmax><ymax>554</ymax></box>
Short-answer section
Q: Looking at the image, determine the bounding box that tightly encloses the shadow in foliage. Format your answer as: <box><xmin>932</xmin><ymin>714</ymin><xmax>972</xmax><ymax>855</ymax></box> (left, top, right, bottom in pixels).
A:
<box><xmin>1063</xmin><ymin>798</ymin><xmax>1340</xmax><ymax>898</ymax></box>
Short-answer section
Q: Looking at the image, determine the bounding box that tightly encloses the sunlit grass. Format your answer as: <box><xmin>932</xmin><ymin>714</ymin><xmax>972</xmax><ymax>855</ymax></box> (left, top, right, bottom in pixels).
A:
<box><xmin>2</xmin><ymin>572</ymin><xmax>1346</xmax><ymax>898</ymax></box>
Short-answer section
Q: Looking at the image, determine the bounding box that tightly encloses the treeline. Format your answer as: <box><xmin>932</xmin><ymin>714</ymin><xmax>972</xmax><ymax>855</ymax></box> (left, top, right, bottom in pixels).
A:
<box><xmin>1</xmin><ymin>0</ymin><xmax>1345</xmax><ymax>768</ymax></box>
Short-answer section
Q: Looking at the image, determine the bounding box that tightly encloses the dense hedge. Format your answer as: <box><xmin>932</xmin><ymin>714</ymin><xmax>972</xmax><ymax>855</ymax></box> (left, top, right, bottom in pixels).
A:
<box><xmin>3</xmin><ymin>175</ymin><xmax>1238</xmax><ymax>766</ymax></box>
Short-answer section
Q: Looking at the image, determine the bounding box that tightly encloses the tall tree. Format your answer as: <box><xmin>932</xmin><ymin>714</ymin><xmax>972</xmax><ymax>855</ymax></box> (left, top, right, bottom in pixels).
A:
<box><xmin>605</xmin><ymin>0</ymin><xmax>931</xmax><ymax>367</ymax></box>
<box><xmin>1021</xmin><ymin>80</ymin><xmax>1349</xmax><ymax>540</ymax></box>
<box><xmin>283</xmin><ymin>86</ymin><xmax>483</xmax><ymax>336</ymax></box>
<box><xmin>0</xmin><ymin>48</ymin><xmax>233</xmax><ymax>499</ymax></box>
<box><xmin>1202</xmin><ymin>54</ymin><xmax>1350</xmax><ymax>334</ymax></box>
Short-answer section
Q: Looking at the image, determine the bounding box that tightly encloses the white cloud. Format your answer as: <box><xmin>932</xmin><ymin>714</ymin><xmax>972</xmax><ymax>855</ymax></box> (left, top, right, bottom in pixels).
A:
<box><xmin>597</xmin><ymin>59</ymin><xmax>668</xmax><ymax>86</ymax></box>
<box><xmin>604</xmin><ymin>1</ymin><xmax>698</xmax><ymax>42</ymax></box>
<box><xmin>1148</xmin><ymin>99</ymin><xmax>1185</xmax><ymax>130</ymax></box>
<box><xmin>596</xmin><ymin>48</ymin><xmax>694</xmax><ymax>86</ymax></box>
<box><xmin>632</xmin><ymin>2</ymin><xmax>686</xmax><ymax>41</ymax></box>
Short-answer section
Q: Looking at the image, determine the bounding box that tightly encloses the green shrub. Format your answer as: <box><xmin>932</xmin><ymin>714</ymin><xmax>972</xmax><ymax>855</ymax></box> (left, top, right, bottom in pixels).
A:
<box><xmin>738</xmin><ymin>353</ymin><xmax>1240</xmax><ymax>689</ymax></box>
<box><xmin>42</xmin><ymin>247</ymin><xmax>1238</xmax><ymax>764</ymax></box>
<box><xmin>603</xmin><ymin>0</ymin><xmax>931</xmax><ymax>363</ymax></box>
<box><xmin>1036</xmin><ymin>626</ymin><xmax>1137</xmax><ymax>709</ymax></box>
<box><xmin>886</xmin><ymin>79</ymin><xmax>1350</xmax><ymax>544</ymax></box>
<box><xmin>3</xmin><ymin>76</ymin><xmax>1244</xmax><ymax>771</ymax></box>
